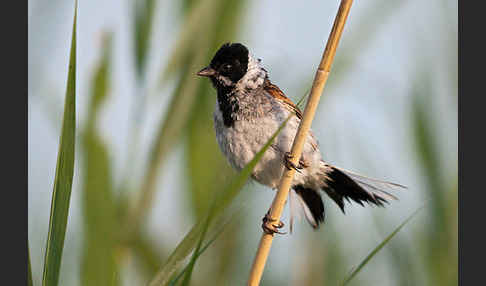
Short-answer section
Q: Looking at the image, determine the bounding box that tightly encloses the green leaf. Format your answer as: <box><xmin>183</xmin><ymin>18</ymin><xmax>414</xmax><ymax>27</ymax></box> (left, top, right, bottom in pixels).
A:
<box><xmin>41</xmin><ymin>2</ymin><xmax>77</xmax><ymax>286</ymax></box>
<box><xmin>178</xmin><ymin>208</ymin><xmax>242</xmax><ymax>286</ymax></box>
<box><xmin>341</xmin><ymin>207</ymin><xmax>423</xmax><ymax>286</ymax></box>
<box><xmin>148</xmin><ymin>220</ymin><xmax>204</xmax><ymax>286</ymax></box>
<box><xmin>148</xmin><ymin>114</ymin><xmax>292</xmax><ymax>286</ymax></box>
<box><xmin>168</xmin><ymin>210</ymin><xmax>240</xmax><ymax>286</ymax></box>
<box><xmin>28</xmin><ymin>244</ymin><xmax>33</xmax><ymax>286</ymax></box>
<box><xmin>134</xmin><ymin>0</ymin><xmax>156</xmax><ymax>77</ymax></box>
<box><xmin>130</xmin><ymin>232</ymin><xmax>167</xmax><ymax>278</ymax></box>
<box><xmin>80</xmin><ymin>33</ymin><xmax>119</xmax><ymax>286</ymax></box>
<box><xmin>178</xmin><ymin>227</ymin><xmax>206</xmax><ymax>286</ymax></box>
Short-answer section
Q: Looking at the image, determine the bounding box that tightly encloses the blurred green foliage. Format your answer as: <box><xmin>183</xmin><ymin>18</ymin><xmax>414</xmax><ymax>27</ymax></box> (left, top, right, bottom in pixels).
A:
<box><xmin>80</xmin><ymin>34</ymin><xmax>119</xmax><ymax>286</ymax></box>
<box><xmin>134</xmin><ymin>0</ymin><xmax>157</xmax><ymax>78</ymax></box>
<box><xmin>412</xmin><ymin>72</ymin><xmax>458</xmax><ymax>286</ymax></box>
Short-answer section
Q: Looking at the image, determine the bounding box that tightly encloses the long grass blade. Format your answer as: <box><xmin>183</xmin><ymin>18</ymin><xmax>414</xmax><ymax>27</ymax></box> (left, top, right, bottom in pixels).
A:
<box><xmin>41</xmin><ymin>2</ymin><xmax>77</xmax><ymax>285</ymax></box>
<box><xmin>168</xmin><ymin>210</ymin><xmax>241</xmax><ymax>286</ymax></box>
<box><xmin>178</xmin><ymin>221</ymin><xmax>208</xmax><ymax>286</ymax></box>
<box><xmin>178</xmin><ymin>207</ymin><xmax>242</xmax><ymax>286</ymax></box>
<box><xmin>341</xmin><ymin>207</ymin><xmax>423</xmax><ymax>286</ymax></box>
<box><xmin>148</xmin><ymin>114</ymin><xmax>293</xmax><ymax>286</ymax></box>
<box><xmin>134</xmin><ymin>0</ymin><xmax>156</xmax><ymax>77</ymax></box>
<box><xmin>28</xmin><ymin>244</ymin><xmax>33</xmax><ymax>286</ymax></box>
<box><xmin>80</xmin><ymin>33</ymin><xmax>119</xmax><ymax>286</ymax></box>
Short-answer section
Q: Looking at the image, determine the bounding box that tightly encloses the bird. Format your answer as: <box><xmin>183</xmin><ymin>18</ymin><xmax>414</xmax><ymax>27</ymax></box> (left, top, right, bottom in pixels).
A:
<box><xmin>196</xmin><ymin>42</ymin><xmax>405</xmax><ymax>234</ymax></box>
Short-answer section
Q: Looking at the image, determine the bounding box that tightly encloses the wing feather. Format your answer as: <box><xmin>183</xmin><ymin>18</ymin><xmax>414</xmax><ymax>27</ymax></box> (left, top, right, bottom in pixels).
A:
<box><xmin>263</xmin><ymin>79</ymin><xmax>319</xmax><ymax>151</ymax></box>
<box><xmin>263</xmin><ymin>79</ymin><xmax>302</xmax><ymax>119</ymax></box>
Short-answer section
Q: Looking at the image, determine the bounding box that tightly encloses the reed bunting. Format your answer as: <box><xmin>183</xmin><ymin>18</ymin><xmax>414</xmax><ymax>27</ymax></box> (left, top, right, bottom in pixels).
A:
<box><xmin>197</xmin><ymin>43</ymin><xmax>405</xmax><ymax>234</ymax></box>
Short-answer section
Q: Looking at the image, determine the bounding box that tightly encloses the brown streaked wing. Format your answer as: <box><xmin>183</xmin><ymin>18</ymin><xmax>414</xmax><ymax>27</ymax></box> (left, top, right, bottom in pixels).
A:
<box><xmin>264</xmin><ymin>80</ymin><xmax>319</xmax><ymax>151</ymax></box>
<box><xmin>263</xmin><ymin>79</ymin><xmax>303</xmax><ymax>119</ymax></box>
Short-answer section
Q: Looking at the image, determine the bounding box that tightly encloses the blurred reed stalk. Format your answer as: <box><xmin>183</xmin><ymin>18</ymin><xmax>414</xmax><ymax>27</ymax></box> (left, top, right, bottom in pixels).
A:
<box><xmin>247</xmin><ymin>0</ymin><xmax>354</xmax><ymax>285</ymax></box>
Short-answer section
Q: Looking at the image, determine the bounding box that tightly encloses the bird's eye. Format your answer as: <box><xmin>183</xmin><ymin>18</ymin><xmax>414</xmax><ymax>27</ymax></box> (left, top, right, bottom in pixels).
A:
<box><xmin>222</xmin><ymin>64</ymin><xmax>232</xmax><ymax>72</ymax></box>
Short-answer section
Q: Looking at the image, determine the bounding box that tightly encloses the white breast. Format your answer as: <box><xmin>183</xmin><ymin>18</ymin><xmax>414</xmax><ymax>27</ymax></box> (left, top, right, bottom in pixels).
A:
<box><xmin>213</xmin><ymin>96</ymin><xmax>323</xmax><ymax>190</ymax></box>
<box><xmin>213</xmin><ymin>102</ymin><xmax>281</xmax><ymax>170</ymax></box>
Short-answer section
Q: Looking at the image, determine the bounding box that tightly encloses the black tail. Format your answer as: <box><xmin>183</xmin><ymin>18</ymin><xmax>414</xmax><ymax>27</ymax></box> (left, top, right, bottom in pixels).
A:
<box><xmin>290</xmin><ymin>165</ymin><xmax>403</xmax><ymax>230</ymax></box>
<box><xmin>322</xmin><ymin>166</ymin><xmax>397</xmax><ymax>213</ymax></box>
<box><xmin>293</xmin><ymin>185</ymin><xmax>325</xmax><ymax>229</ymax></box>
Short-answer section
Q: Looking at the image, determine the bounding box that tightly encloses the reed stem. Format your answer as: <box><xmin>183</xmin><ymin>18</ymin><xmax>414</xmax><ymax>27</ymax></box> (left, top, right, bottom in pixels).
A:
<box><xmin>247</xmin><ymin>1</ymin><xmax>354</xmax><ymax>285</ymax></box>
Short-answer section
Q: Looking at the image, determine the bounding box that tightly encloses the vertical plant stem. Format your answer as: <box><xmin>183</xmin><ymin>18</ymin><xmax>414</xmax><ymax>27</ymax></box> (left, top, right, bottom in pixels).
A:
<box><xmin>247</xmin><ymin>1</ymin><xmax>354</xmax><ymax>285</ymax></box>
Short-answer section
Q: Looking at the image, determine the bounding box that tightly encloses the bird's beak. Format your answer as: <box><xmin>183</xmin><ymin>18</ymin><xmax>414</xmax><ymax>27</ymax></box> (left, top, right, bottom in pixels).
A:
<box><xmin>196</xmin><ymin>66</ymin><xmax>216</xmax><ymax>77</ymax></box>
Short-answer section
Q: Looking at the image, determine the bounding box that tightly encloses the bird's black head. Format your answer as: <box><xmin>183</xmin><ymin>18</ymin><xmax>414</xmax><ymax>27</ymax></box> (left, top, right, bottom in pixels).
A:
<box><xmin>197</xmin><ymin>43</ymin><xmax>249</xmax><ymax>86</ymax></box>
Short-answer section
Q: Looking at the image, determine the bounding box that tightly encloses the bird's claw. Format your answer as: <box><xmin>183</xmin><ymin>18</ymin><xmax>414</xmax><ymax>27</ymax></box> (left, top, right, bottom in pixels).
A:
<box><xmin>284</xmin><ymin>152</ymin><xmax>302</xmax><ymax>173</ymax></box>
<box><xmin>262</xmin><ymin>212</ymin><xmax>286</xmax><ymax>235</ymax></box>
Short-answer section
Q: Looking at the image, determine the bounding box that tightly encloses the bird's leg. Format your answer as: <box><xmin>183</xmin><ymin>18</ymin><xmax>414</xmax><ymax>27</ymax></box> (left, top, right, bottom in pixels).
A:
<box><xmin>261</xmin><ymin>208</ymin><xmax>286</xmax><ymax>235</ymax></box>
<box><xmin>284</xmin><ymin>152</ymin><xmax>303</xmax><ymax>173</ymax></box>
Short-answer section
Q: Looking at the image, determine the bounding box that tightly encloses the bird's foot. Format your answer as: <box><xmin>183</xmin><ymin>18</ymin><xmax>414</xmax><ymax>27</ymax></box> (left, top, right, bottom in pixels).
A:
<box><xmin>284</xmin><ymin>152</ymin><xmax>302</xmax><ymax>173</ymax></box>
<box><xmin>261</xmin><ymin>212</ymin><xmax>286</xmax><ymax>235</ymax></box>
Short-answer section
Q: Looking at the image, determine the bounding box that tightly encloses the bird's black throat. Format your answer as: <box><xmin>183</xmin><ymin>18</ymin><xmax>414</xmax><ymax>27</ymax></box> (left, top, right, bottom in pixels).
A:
<box><xmin>216</xmin><ymin>84</ymin><xmax>239</xmax><ymax>128</ymax></box>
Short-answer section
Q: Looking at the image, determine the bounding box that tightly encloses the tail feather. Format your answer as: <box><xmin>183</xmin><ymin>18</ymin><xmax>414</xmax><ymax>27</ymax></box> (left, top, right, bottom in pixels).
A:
<box><xmin>322</xmin><ymin>165</ymin><xmax>406</xmax><ymax>213</ymax></box>
<box><xmin>334</xmin><ymin>166</ymin><xmax>405</xmax><ymax>200</ymax></box>
<box><xmin>288</xmin><ymin>164</ymin><xmax>405</xmax><ymax>231</ymax></box>
<box><xmin>290</xmin><ymin>185</ymin><xmax>325</xmax><ymax>231</ymax></box>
